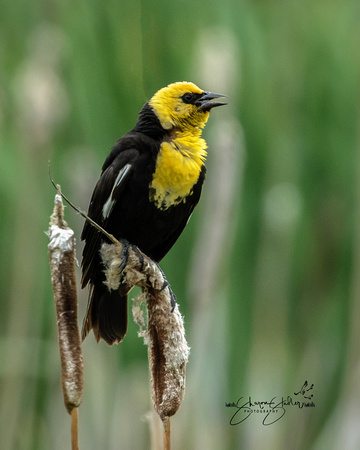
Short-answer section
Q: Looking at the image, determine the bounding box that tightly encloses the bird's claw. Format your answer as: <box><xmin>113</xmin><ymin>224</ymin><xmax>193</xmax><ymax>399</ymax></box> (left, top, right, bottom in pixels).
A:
<box><xmin>119</xmin><ymin>239</ymin><xmax>177</xmax><ymax>312</ymax></box>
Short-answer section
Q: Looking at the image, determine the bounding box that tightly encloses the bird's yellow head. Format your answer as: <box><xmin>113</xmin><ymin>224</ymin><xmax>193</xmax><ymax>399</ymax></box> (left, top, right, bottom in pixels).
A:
<box><xmin>149</xmin><ymin>81</ymin><xmax>226</xmax><ymax>131</ymax></box>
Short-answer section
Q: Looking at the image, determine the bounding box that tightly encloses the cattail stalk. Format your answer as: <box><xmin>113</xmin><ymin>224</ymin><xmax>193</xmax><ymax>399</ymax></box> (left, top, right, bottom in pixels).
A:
<box><xmin>48</xmin><ymin>186</ymin><xmax>83</xmax><ymax>450</ymax></box>
<box><xmin>101</xmin><ymin>242</ymin><xmax>190</xmax><ymax>449</ymax></box>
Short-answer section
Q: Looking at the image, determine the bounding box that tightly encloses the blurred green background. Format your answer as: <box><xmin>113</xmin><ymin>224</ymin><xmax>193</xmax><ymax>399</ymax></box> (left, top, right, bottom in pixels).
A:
<box><xmin>1</xmin><ymin>0</ymin><xmax>359</xmax><ymax>449</ymax></box>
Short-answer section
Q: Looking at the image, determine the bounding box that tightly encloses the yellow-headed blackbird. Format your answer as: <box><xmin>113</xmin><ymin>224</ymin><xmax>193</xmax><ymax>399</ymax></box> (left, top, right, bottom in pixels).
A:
<box><xmin>81</xmin><ymin>81</ymin><xmax>226</xmax><ymax>345</ymax></box>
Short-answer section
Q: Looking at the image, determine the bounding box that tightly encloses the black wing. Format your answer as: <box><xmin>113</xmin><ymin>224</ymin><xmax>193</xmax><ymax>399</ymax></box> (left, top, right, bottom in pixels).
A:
<box><xmin>81</xmin><ymin>147</ymin><xmax>139</xmax><ymax>288</ymax></box>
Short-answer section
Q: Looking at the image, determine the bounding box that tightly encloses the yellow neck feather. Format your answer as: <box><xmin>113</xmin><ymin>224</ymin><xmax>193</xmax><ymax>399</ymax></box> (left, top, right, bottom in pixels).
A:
<box><xmin>149</xmin><ymin>129</ymin><xmax>207</xmax><ymax>210</ymax></box>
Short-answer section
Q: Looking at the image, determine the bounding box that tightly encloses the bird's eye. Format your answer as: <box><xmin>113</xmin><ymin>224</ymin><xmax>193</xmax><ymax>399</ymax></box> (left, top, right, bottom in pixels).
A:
<box><xmin>182</xmin><ymin>93</ymin><xmax>194</xmax><ymax>104</ymax></box>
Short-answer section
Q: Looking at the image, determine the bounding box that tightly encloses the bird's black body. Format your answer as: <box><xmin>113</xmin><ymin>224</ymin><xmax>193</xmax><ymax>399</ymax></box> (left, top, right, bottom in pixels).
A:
<box><xmin>81</xmin><ymin>104</ymin><xmax>205</xmax><ymax>344</ymax></box>
<box><xmin>81</xmin><ymin>82</ymin><xmax>225</xmax><ymax>345</ymax></box>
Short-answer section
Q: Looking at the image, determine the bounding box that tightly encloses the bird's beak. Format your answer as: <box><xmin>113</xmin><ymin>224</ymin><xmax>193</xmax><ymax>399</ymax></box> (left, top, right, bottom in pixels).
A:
<box><xmin>196</xmin><ymin>91</ymin><xmax>227</xmax><ymax>111</ymax></box>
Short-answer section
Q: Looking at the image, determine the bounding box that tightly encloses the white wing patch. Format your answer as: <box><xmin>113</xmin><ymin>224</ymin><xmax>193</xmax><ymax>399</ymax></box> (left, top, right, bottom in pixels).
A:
<box><xmin>102</xmin><ymin>163</ymin><xmax>132</xmax><ymax>219</ymax></box>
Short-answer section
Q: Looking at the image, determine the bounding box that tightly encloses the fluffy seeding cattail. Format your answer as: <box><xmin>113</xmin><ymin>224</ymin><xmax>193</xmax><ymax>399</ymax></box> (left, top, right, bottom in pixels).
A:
<box><xmin>101</xmin><ymin>242</ymin><xmax>190</xmax><ymax>437</ymax></box>
<box><xmin>48</xmin><ymin>187</ymin><xmax>83</xmax><ymax>449</ymax></box>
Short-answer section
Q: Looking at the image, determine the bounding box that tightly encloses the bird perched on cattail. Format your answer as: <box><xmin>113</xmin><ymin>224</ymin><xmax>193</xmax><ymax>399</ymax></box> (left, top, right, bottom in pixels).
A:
<box><xmin>81</xmin><ymin>81</ymin><xmax>226</xmax><ymax>345</ymax></box>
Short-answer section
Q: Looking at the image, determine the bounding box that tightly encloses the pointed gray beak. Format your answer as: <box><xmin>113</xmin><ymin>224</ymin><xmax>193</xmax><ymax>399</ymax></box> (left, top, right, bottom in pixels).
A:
<box><xmin>196</xmin><ymin>91</ymin><xmax>227</xmax><ymax>111</ymax></box>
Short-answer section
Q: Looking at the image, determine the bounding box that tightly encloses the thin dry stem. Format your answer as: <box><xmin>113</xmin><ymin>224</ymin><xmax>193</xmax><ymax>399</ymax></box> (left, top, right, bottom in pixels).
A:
<box><xmin>49</xmin><ymin>166</ymin><xmax>119</xmax><ymax>245</ymax></box>
<box><xmin>71</xmin><ymin>408</ymin><xmax>79</xmax><ymax>450</ymax></box>
<box><xmin>163</xmin><ymin>418</ymin><xmax>171</xmax><ymax>450</ymax></box>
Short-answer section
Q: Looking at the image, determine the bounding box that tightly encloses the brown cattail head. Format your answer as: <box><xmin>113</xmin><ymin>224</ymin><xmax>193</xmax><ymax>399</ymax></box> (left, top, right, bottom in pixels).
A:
<box><xmin>101</xmin><ymin>242</ymin><xmax>190</xmax><ymax>421</ymax></box>
<box><xmin>48</xmin><ymin>188</ymin><xmax>83</xmax><ymax>414</ymax></box>
<box><xmin>145</xmin><ymin>286</ymin><xmax>189</xmax><ymax>420</ymax></box>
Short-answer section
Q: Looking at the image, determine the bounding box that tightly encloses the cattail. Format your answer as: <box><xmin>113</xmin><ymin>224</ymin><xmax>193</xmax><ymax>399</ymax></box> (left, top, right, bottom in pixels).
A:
<box><xmin>48</xmin><ymin>186</ymin><xmax>83</xmax><ymax>449</ymax></box>
<box><xmin>101</xmin><ymin>242</ymin><xmax>190</xmax><ymax>448</ymax></box>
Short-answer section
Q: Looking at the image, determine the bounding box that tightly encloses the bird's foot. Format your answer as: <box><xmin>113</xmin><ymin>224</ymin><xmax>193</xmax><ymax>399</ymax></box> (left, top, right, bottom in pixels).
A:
<box><xmin>157</xmin><ymin>265</ymin><xmax>177</xmax><ymax>312</ymax></box>
<box><xmin>119</xmin><ymin>239</ymin><xmax>177</xmax><ymax>312</ymax></box>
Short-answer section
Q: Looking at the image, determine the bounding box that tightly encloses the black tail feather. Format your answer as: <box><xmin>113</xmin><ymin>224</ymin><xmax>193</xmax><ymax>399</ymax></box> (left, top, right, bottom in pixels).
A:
<box><xmin>82</xmin><ymin>286</ymin><xmax>128</xmax><ymax>345</ymax></box>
